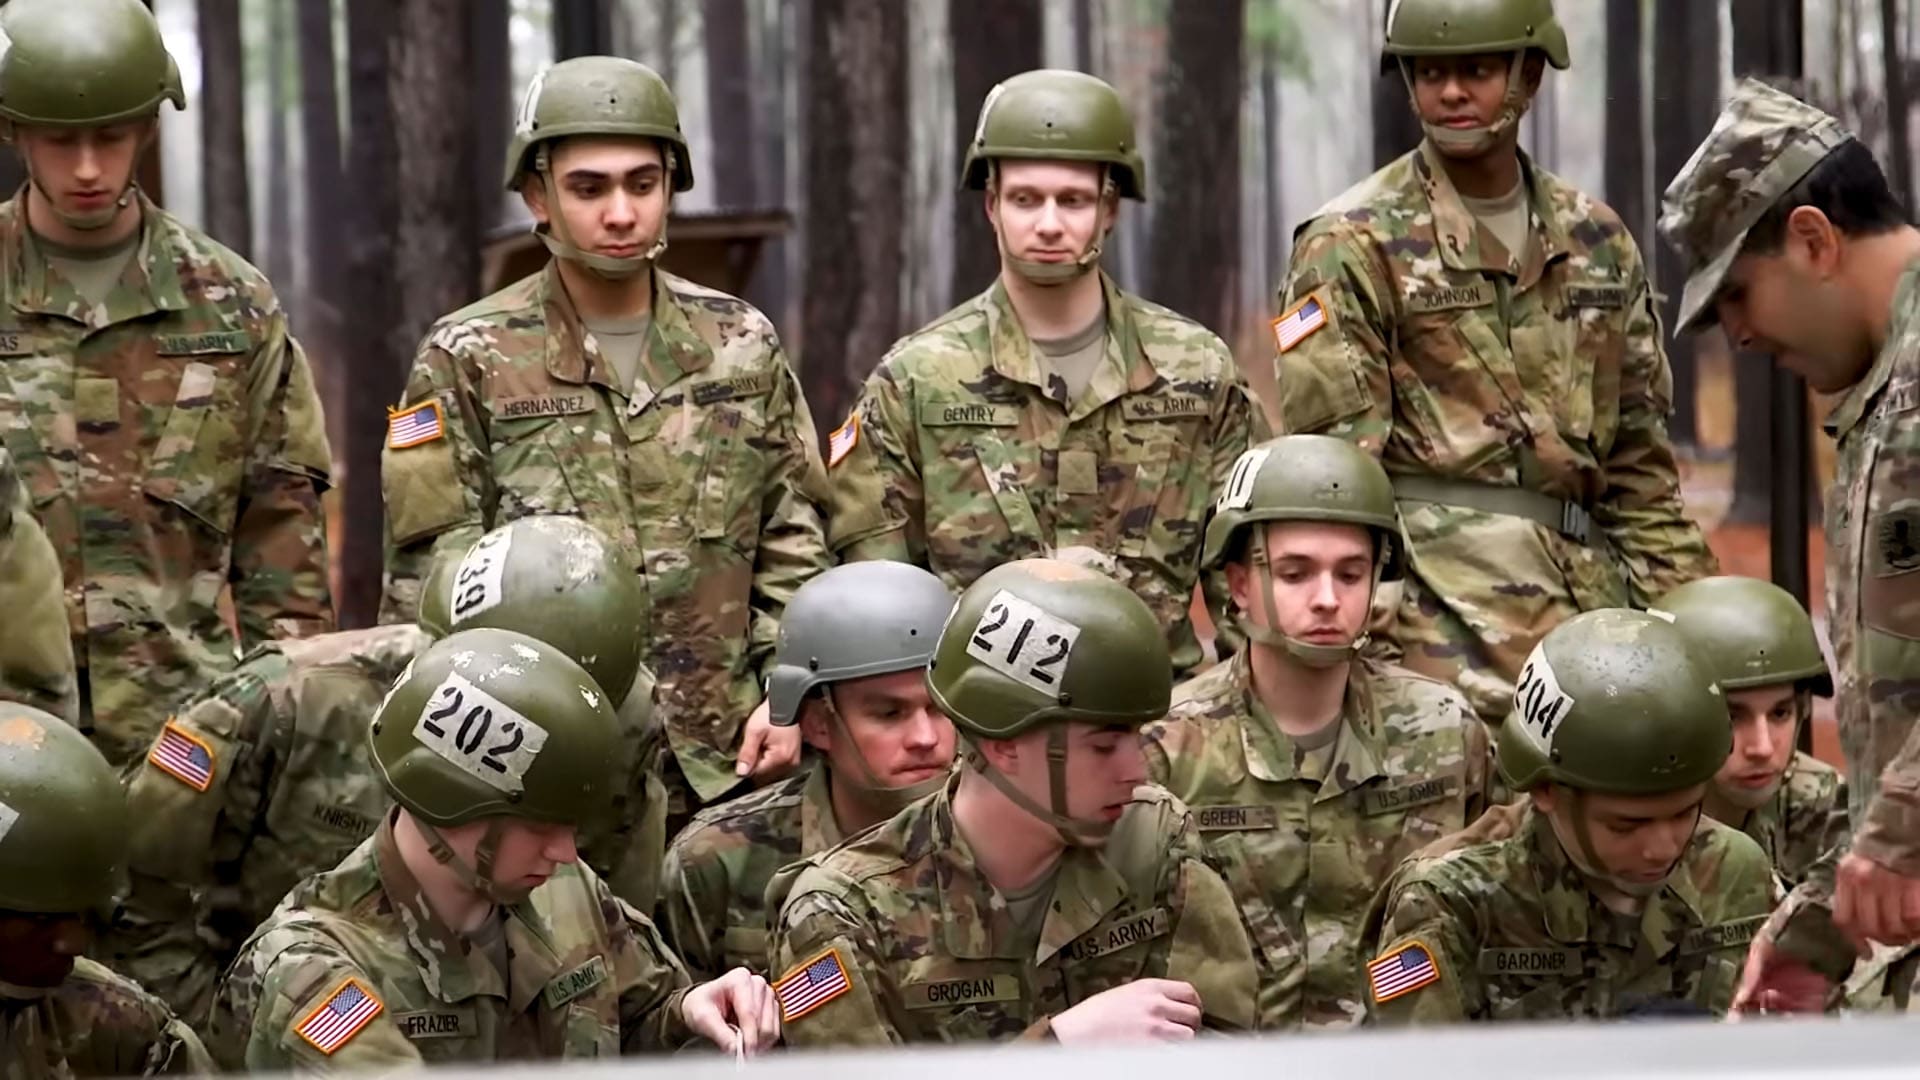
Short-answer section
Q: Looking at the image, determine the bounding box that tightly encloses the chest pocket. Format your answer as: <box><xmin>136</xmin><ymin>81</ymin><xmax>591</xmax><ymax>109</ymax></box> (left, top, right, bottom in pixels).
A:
<box><xmin>1194</xmin><ymin>808</ymin><xmax>1297</xmax><ymax>968</ymax></box>
<box><xmin>1555</xmin><ymin>279</ymin><xmax>1631</xmax><ymax>448</ymax></box>
<box><xmin>489</xmin><ymin>415</ymin><xmax>585</xmax><ymax>520</ymax></box>
<box><xmin>1395</xmin><ymin>282</ymin><xmax>1517</xmax><ymax>472</ymax></box>
<box><xmin>915</xmin><ymin>399</ymin><xmax>1040</xmax><ymax>554</ymax></box>
<box><xmin>1110</xmin><ymin>392</ymin><xmax>1207</xmax><ymax>562</ymax></box>
<box><xmin>143</xmin><ymin>357</ymin><xmax>247</xmax><ymax>534</ymax></box>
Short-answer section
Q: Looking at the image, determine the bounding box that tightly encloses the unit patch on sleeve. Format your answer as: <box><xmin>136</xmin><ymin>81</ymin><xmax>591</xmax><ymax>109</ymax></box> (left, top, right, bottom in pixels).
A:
<box><xmin>295</xmin><ymin>978</ymin><xmax>384</xmax><ymax>1055</ymax></box>
<box><xmin>827</xmin><ymin>411</ymin><xmax>861</xmax><ymax>468</ymax></box>
<box><xmin>386</xmin><ymin>400</ymin><xmax>446</xmax><ymax>449</ymax></box>
<box><xmin>773</xmin><ymin>948</ymin><xmax>852</xmax><ymax>1021</ymax></box>
<box><xmin>1368</xmin><ymin>942</ymin><xmax>1440</xmax><ymax>1002</ymax></box>
<box><xmin>149</xmin><ymin>719</ymin><xmax>216</xmax><ymax>792</ymax></box>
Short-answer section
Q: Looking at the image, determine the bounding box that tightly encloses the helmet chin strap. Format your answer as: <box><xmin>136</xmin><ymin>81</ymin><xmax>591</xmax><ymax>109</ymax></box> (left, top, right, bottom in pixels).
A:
<box><xmin>993</xmin><ymin>164</ymin><xmax>1109</xmax><ymax>287</ymax></box>
<box><xmin>415</xmin><ymin>817</ymin><xmax>535</xmax><ymax>908</ymax></box>
<box><xmin>1237</xmin><ymin>527</ymin><xmax>1370</xmax><ymax>669</ymax></box>
<box><xmin>820</xmin><ymin>690</ymin><xmax>948</xmax><ymax>819</ymax></box>
<box><xmin>533</xmin><ymin>147</ymin><xmax>667</xmax><ymax>281</ymax></box>
<box><xmin>962</xmin><ymin>731</ymin><xmax>1115</xmax><ymax>848</ymax></box>
<box><xmin>1401</xmin><ymin>51</ymin><xmax>1534</xmax><ymax>158</ymax></box>
<box><xmin>17</xmin><ymin>120</ymin><xmax>149</xmax><ymax>233</ymax></box>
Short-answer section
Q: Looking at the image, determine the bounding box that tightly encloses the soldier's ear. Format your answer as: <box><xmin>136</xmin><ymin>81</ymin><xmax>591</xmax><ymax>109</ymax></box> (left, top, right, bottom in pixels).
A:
<box><xmin>798</xmin><ymin>697</ymin><xmax>832</xmax><ymax>755</ymax></box>
<box><xmin>521</xmin><ymin>179</ymin><xmax>551</xmax><ymax>226</ymax></box>
<box><xmin>1224</xmin><ymin>561</ymin><xmax>1254</xmax><ymax>615</ymax></box>
<box><xmin>974</xmin><ymin>735</ymin><xmax>1021</xmax><ymax>773</ymax></box>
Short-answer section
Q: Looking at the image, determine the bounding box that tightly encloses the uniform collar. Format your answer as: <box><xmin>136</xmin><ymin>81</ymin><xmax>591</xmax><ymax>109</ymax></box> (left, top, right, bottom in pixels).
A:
<box><xmin>1827</xmin><ymin>257</ymin><xmax>1920</xmax><ymax>440</ymax></box>
<box><xmin>3</xmin><ymin>188</ymin><xmax>188</xmax><ymax>326</ymax></box>
<box><xmin>1235</xmin><ymin>650</ymin><xmax>1387</xmax><ymax>800</ymax></box>
<box><xmin>934</xmin><ymin>773</ymin><xmax>1130</xmax><ymax>965</ymax></box>
<box><xmin>799</xmin><ymin>762</ymin><xmax>845</xmax><ymax>855</ymax></box>
<box><xmin>540</xmin><ymin>264</ymin><xmax>715</xmax><ymax>396</ymax></box>
<box><xmin>982</xmin><ymin>272</ymin><xmax>1162</xmax><ymax>421</ymax></box>
<box><xmin>1413</xmin><ymin>140</ymin><xmax>1567</xmax><ymax>289</ymax></box>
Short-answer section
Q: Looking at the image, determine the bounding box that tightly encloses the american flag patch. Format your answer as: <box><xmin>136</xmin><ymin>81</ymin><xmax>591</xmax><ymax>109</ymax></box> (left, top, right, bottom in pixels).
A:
<box><xmin>149</xmin><ymin>720</ymin><xmax>215</xmax><ymax>792</ymax></box>
<box><xmin>827</xmin><ymin>411</ymin><xmax>860</xmax><ymax>468</ymax></box>
<box><xmin>296</xmin><ymin>978</ymin><xmax>383</xmax><ymax>1054</ymax></box>
<box><xmin>387</xmin><ymin>400</ymin><xmax>445</xmax><ymax>449</ymax></box>
<box><xmin>1368</xmin><ymin>941</ymin><xmax>1440</xmax><ymax>1003</ymax></box>
<box><xmin>773</xmin><ymin>948</ymin><xmax>851</xmax><ymax>1021</ymax></box>
<box><xmin>1271</xmin><ymin>291</ymin><xmax>1329</xmax><ymax>353</ymax></box>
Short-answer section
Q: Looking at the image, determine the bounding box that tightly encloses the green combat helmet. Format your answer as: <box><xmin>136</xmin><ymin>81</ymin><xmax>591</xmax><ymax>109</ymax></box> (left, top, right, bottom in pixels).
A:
<box><xmin>506</xmin><ymin>56</ymin><xmax>690</xmax><ymax>278</ymax></box>
<box><xmin>928</xmin><ymin>558</ymin><xmax>1171</xmax><ymax>844</ymax></box>
<box><xmin>1205</xmin><ymin>435</ymin><xmax>1405</xmax><ymax>668</ymax></box>
<box><xmin>1652</xmin><ymin>576</ymin><xmax>1834</xmax><ymax>697</ymax></box>
<box><xmin>961</xmin><ymin>68</ymin><xmax>1143</xmax><ymax>285</ymax></box>
<box><xmin>766</xmin><ymin>561</ymin><xmax>956</xmax><ymax>812</ymax></box>
<box><xmin>0</xmin><ymin>703</ymin><xmax>128</xmax><ymax>917</ymax></box>
<box><xmin>421</xmin><ymin>515</ymin><xmax>648</xmax><ymax>705</ymax></box>
<box><xmin>1382</xmin><ymin>0</ymin><xmax>1569</xmax><ymax>156</ymax></box>
<box><xmin>370</xmin><ymin>627</ymin><xmax>620</xmax><ymax>903</ymax></box>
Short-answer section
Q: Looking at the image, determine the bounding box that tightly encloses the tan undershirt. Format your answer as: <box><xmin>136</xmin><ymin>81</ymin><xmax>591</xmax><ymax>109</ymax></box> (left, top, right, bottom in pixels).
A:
<box><xmin>1289</xmin><ymin>714</ymin><xmax>1343</xmax><ymax>788</ymax></box>
<box><xmin>582</xmin><ymin>313</ymin><xmax>653</xmax><ymax>396</ymax></box>
<box><xmin>38</xmin><ymin>228</ymin><xmax>140</xmax><ymax>309</ymax></box>
<box><xmin>1000</xmin><ymin>860</ymin><xmax>1062</xmax><ymax>956</ymax></box>
<box><xmin>1031</xmin><ymin>308</ymin><xmax>1109</xmax><ymax>405</ymax></box>
<box><xmin>1461</xmin><ymin>179</ymin><xmax>1530</xmax><ymax>263</ymax></box>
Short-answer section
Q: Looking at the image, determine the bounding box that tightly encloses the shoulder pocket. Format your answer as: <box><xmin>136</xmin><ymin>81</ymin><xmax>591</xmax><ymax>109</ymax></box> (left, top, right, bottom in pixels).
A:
<box><xmin>383</xmin><ymin>402</ymin><xmax>469</xmax><ymax>547</ymax></box>
<box><xmin>124</xmin><ymin>696</ymin><xmax>247</xmax><ymax>880</ymax></box>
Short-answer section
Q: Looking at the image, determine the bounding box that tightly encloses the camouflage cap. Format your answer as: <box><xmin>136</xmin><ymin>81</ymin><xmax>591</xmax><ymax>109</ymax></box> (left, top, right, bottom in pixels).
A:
<box><xmin>1658</xmin><ymin>78</ymin><xmax>1854</xmax><ymax>330</ymax></box>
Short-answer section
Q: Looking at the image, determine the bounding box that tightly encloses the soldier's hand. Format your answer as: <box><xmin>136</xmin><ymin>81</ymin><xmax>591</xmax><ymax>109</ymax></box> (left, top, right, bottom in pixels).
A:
<box><xmin>1049</xmin><ymin>979</ymin><xmax>1201</xmax><ymax>1043</ymax></box>
<box><xmin>735</xmin><ymin>699</ymin><xmax>801</xmax><ymax>785</ymax></box>
<box><xmin>1731</xmin><ymin>920</ymin><xmax>1830</xmax><ymax>1016</ymax></box>
<box><xmin>682</xmin><ymin>967</ymin><xmax>781</xmax><ymax>1055</ymax></box>
<box><xmin>1833</xmin><ymin>852</ymin><xmax>1920</xmax><ymax>947</ymax></box>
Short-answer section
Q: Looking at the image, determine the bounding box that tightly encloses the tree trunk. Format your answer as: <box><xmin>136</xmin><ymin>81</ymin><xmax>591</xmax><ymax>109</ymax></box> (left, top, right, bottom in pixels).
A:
<box><xmin>749</xmin><ymin>0</ymin><xmax>794</xmax><ymax>328</ymax></box>
<box><xmin>1372</xmin><ymin>0</ymin><xmax>1421</xmax><ymax>169</ymax></box>
<box><xmin>1884</xmin><ymin>0</ymin><xmax>1915</xmax><ymax>211</ymax></box>
<box><xmin>1146</xmin><ymin>0</ymin><xmax>1244</xmax><ymax>338</ymax></box>
<box><xmin>391</xmin><ymin>0</ymin><xmax>480</xmax><ymax>349</ymax></box>
<box><xmin>195</xmin><ymin>0</ymin><xmax>252</xmax><ymax>259</ymax></box>
<box><xmin>553</xmin><ymin>0</ymin><xmax>614</xmax><ymax>59</ymax></box>
<box><xmin>948</xmin><ymin>0</ymin><xmax>1042</xmax><ymax>305</ymax></box>
<box><xmin>333</xmin><ymin>0</ymin><xmax>401</xmax><ymax>629</ymax></box>
<box><xmin>1652</xmin><ymin>0</ymin><xmax>1717</xmax><ymax>452</ymax></box>
<box><xmin>659</xmin><ymin>0</ymin><xmax>682</xmax><ymax>88</ymax></box>
<box><xmin>1261</xmin><ymin>52</ymin><xmax>1284</xmax><ymax>296</ymax></box>
<box><xmin>470</xmin><ymin>0</ymin><xmax>512</xmax><ymax>233</ymax></box>
<box><xmin>298</xmin><ymin>0</ymin><xmax>348</xmax><ymax>460</ymax></box>
<box><xmin>800</xmin><ymin>0</ymin><xmax>907</xmax><ymax>437</ymax></box>
<box><xmin>706</xmin><ymin>0</ymin><xmax>757</xmax><ymax>209</ymax></box>
<box><xmin>1602</xmin><ymin>0</ymin><xmax>1646</xmax><ymax>248</ymax></box>
<box><xmin>265</xmin><ymin>0</ymin><xmax>295</xmax><ymax>297</ymax></box>
<box><xmin>1073</xmin><ymin>0</ymin><xmax>1094</xmax><ymax>71</ymax></box>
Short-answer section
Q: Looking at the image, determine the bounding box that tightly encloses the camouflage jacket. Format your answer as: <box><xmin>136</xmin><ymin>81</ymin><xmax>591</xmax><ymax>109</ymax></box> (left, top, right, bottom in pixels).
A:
<box><xmin>1726</xmin><ymin>751</ymin><xmax>1849</xmax><ymax>892</ymax></box>
<box><xmin>0</xmin><ymin>958</ymin><xmax>212</xmax><ymax>1078</ymax></box>
<box><xmin>1142</xmin><ymin>650</ymin><xmax>1491</xmax><ymax>1030</ymax></box>
<box><xmin>1367</xmin><ymin>806</ymin><xmax>1775</xmax><ymax>1023</ymax></box>
<box><xmin>101</xmin><ymin>624</ymin><xmax>432</xmax><ymax>1026</ymax></box>
<box><xmin>0</xmin><ymin>447</ymin><xmax>75</xmax><ymax>723</ymax></box>
<box><xmin>1278</xmin><ymin>142</ymin><xmax>1714</xmax><ymax>722</ymax></box>
<box><xmin>1826</xmin><ymin>260</ymin><xmax>1920</xmax><ymax>875</ymax></box>
<box><xmin>0</xmin><ymin>192</ymin><xmax>334</xmax><ymax>768</ymax></box>
<box><xmin>825</xmin><ymin>274</ymin><xmax>1267</xmax><ymax>676</ymax></box>
<box><xmin>380</xmin><ymin>264</ymin><xmax>830</xmax><ymax>806</ymax></box>
<box><xmin>207</xmin><ymin>813</ymin><xmax>695</xmax><ymax>1068</ymax></box>
<box><xmin>658</xmin><ymin>763</ymin><xmax>843</xmax><ymax>981</ymax></box>
<box><xmin>768</xmin><ymin>776</ymin><xmax>1258</xmax><ymax>1046</ymax></box>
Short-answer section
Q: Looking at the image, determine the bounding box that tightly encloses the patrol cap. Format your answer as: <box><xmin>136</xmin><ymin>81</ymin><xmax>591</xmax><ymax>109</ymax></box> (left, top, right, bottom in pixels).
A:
<box><xmin>1658</xmin><ymin>78</ymin><xmax>1855</xmax><ymax>330</ymax></box>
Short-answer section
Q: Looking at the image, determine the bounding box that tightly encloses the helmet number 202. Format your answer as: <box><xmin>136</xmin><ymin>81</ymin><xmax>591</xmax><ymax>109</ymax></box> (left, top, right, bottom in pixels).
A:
<box><xmin>967</xmin><ymin>589</ymin><xmax>1082</xmax><ymax>695</ymax></box>
<box><xmin>414</xmin><ymin>672</ymin><xmax>552</xmax><ymax>792</ymax></box>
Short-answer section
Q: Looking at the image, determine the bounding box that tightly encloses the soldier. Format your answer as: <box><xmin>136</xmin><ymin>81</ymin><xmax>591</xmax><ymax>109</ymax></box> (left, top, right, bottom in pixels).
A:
<box><xmin>105</xmin><ymin>515</ymin><xmax>652</xmax><ymax>1024</ymax></box>
<box><xmin>0</xmin><ymin>448</ymin><xmax>77</xmax><ymax>724</ymax></box>
<box><xmin>1656</xmin><ymin>80</ymin><xmax>1920</xmax><ymax>1011</ymax></box>
<box><xmin>659</xmin><ymin>561</ymin><xmax>957</xmax><ymax>979</ymax></box>
<box><xmin>208</xmin><ymin>629</ymin><xmax>779</xmax><ymax>1068</ymax></box>
<box><xmin>0</xmin><ymin>702</ymin><xmax>212</xmax><ymax>1075</ymax></box>
<box><xmin>1143</xmin><ymin>435</ymin><xmax>1490</xmax><ymax>1031</ymax></box>
<box><xmin>1366</xmin><ymin>609</ymin><xmax>1775</xmax><ymax>1023</ymax></box>
<box><xmin>1275</xmin><ymin>0</ymin><xmax>1714</xmax><ymax>725</ymax></box>
<box><xmin>380</xmin><ymin>56</ymin><xmax>830</xmax><ymax>827</ymax></box>
<box><xmin>1654</xmin><ymin>576</ymin><xmax>1848</xmax><ymax>891</ymax></box>
<box><xmin>0</xmin><ymin>0</ymin><xmax>334</xmax><ymax>768</ymax></box>
<box><xmin>825</xmin><ymin>70</ymin><xmax>1265</xmax><ymax>679</ymax></box>
<box><xmin>769</xmin><ymin>559</ymin><xmax>1258</xmax><ymax>1046</ymax></box>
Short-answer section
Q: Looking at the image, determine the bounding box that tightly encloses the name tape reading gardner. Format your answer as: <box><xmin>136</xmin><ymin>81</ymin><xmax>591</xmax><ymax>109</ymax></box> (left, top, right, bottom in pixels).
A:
<box><xmin>413</xmin><ymin>672</ymin><xmax>550</xmax><ymax>792</ymax></box>
<box><xmin>966</xmin><ymin>589</ymin><xmax>1082</xmax><ymax>695</ymax></box>
<box><xmin>449</xmin><ymin>529</ymin><xmax>513</xmax><ymax>623</ymax></box>
<box><xmin>1218</xmin><ymin>446</ymin><xmax>1272</xmax><ymax>512</ymax></box>
<box><xmin>1513</xmin><ymin>644</ymin><xmax>1575</xmax><ymax>750</ymax></box>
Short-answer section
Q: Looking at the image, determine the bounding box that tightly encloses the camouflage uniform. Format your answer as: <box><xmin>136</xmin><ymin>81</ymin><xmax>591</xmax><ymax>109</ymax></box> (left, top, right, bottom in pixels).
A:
<box><xmin>658</xmin><ymin>763</ymin><xmax>841</xmax><ymax>980</ymax></box>
<box><xmin>380</xmin><ymin>265</ymin><xmax>829</xmax><ymax>810</ymax></box>
<box><xmin>769</xmin><ymin>778</ymin><xmax>1258</xmax><ymax>1045</ymax></box>
<box><xmin>0</xmin><ymin>192</ymin><xmax>333</xmax><ymax>767</ymax></box>
<box><xmin>2</xmin><ymin>957</ymin><xmax>213</xmax><ymax>1078</ymax></box>
<box><xmin>1143</xmin><ymin>651</ymin><xmax>1491</xmax><ymax>1029</ymax></box>
<box><xmin>1368</xmin><ymin>806</ymin><xmax>1776</xmax><ymax>1022</ymax></box>
<box><xmin>827</xmin><ymin>275</ymin><xmax>1264</xmax><ymax>676</ymax></box>
<box><xmin>101</xmin><ymin>624</ymin><xmax>432</xmax><ymax>1025</ymax></box>
<box><xmin>1733</xmin><ymin>752</ymin><xmax>1849</xmax><ymax>893</ymax></box>
<box><xmin>0</xmin><ymin>447</ymin><xmax>76</xmax><ymax>723</ymax></box>
<box><xmin>1278</xmin><ymin>139</ymin><xmax>1715</xmax><ymax>722</ymax></box>
<box><xmin>207</xmin><ymin>814</ymin><xmax>697</xmax><ymax>1069</ymax></box>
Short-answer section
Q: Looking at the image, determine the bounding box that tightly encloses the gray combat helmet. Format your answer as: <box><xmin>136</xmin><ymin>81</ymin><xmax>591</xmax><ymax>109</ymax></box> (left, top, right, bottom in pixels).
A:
<box><xmin>767</xmin><ymin>561</ymin><xmax>955</xmax><ymax>727</ymax></box>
